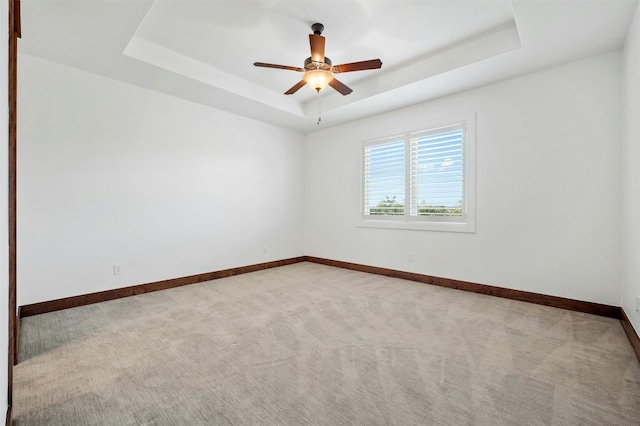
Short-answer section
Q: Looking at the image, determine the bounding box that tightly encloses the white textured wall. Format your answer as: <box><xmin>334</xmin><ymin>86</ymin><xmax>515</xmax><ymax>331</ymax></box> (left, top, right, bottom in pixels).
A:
<box><xmin>18</xmin><ymin>54</ymin><xmax>305</xmax><ymax>306</ymax></box>
<box><xmin>16</xmin><ymin>44</ymin><xmax>630</xmax><ymax>313</ymax></box>
<box><xmin>623</xmin><ymin>4</ymin><xmax>640</xmax><ymax>334</ymax></box>
<box><xmin>305</xmin><ymin>52</ymin><xmax>622</xmax><ymax>306</ymax></box>
<box><xmin>1</xmin><ymin>0</ymin><xmax>9</xmax><ymax>416</ymax></box>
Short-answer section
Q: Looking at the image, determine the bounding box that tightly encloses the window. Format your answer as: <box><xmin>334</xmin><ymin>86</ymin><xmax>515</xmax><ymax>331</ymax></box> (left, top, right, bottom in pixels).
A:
<box><xmin>361</xmin><ymin>114</ymin><xmax>475</xmax><ymax>232</ymax></box>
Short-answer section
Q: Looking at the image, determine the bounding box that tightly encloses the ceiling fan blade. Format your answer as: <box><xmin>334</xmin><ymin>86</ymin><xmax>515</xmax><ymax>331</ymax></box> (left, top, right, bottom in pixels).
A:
<box><xmin>328</xmin><ymin>78</ymin><xmax>353</xmax><ymax>96</ymax></box>
<box><xmin>309</xmin><ymin>34</ymin><xmax>325</xmax><ymax>63</ymax></box>
<box><xmin>333</xmin><ymin>59</ymin><xmax>382</xmax><ymax>73</ymax></box>
<box><xmin>254</xmin><ymin>62</ymin><xmax>304</xmax><ymax>72</ymax></box>
<box><xmin>284</xmin><ymin>80</ymin><xmax>307</xmax><ymax>95</ymax></box>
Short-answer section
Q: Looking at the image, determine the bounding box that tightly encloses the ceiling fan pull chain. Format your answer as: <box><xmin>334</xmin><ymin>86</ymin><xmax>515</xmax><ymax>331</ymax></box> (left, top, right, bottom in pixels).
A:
<box><xmin>317</xmin><ymin>92</ymin><xmax>322</xmax><ymax>125</ymax></box>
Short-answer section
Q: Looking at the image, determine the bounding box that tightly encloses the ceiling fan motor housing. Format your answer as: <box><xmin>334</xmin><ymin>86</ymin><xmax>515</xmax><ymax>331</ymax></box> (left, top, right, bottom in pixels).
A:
<box><xmin>304</xmin><ymin>57</ymin><xmax>332</xmax><ymax>70</ymax></box>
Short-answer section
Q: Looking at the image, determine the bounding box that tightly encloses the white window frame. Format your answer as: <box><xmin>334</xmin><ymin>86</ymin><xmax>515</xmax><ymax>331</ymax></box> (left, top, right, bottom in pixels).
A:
<box><xmin>359</xmin><ymin>113</ymin><xmax>475</xmax><ymax>233</ymax></box>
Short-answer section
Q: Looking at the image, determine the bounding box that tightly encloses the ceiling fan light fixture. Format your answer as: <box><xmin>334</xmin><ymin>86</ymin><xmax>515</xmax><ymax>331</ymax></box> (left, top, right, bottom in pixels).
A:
<box><xmin>253</xmin><ymin>23</ymin><xmax>381</xmax><ymax>96</ymax></box>
<box><xmin>303</xmin><ymin>69</ymin><xmax>333</xmax><ymax>92</ymax></box>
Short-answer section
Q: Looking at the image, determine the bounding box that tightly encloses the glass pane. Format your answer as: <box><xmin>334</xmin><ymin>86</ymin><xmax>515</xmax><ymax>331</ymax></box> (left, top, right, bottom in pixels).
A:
<box><xmin>411</xmin><ymin>128</ymin><xmax>464</xmax><ymax>217</ymax></box>
<box><xmin>364</xmin><ymin>140</ymin><xmax>405</xmax><ymax>215</ymax></box>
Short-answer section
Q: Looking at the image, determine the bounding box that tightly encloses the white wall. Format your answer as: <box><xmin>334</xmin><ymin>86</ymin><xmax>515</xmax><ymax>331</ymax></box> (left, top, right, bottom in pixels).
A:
<box><xmin>17</xmin><ymin>54</ymin><xmax>305</xmax><ymax>306</ymax></box>
<box><xmin>622</xmin><ymin>5</ymin><xmax>640</xmax><ymax>334</ymax></box>
<box><xmin>1</xmin><ymin>0</ymin><xmax>9</xmax><ymax>416</ymax></box>
<box><xmin>305</xmin><ymin>52</ymin><xmax>622</xmax><ymax>306</ymax></box>
<box><xmin>16</xmin><ymin>40</ymin><xmax>631</xmax><ymax>314</ymax></box>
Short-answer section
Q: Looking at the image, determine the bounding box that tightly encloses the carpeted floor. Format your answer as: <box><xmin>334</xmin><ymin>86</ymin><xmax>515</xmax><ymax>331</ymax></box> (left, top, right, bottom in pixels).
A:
<box><xmin>13</xmin><ymin>262</ymin><xmax>640</xmax><ymax>425</ymax></box>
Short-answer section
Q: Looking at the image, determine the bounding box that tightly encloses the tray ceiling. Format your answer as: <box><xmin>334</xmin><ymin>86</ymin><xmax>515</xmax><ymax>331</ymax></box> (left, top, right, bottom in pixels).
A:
<box><xmin>18</xmin><ymin>0</ymin><xmax>639</xmax><ymax>133</ymax></box>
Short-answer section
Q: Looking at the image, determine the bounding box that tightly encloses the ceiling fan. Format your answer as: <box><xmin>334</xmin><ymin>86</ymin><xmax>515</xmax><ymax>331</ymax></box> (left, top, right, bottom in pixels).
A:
<box><xmin>253</xmin><ymin>23</ymin><xmax>382</xmax><ymax>96</ymax></box>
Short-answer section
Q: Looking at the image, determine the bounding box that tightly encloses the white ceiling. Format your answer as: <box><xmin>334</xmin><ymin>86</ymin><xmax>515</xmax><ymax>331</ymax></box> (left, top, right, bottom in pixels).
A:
<box><xmin>19</xmin><ymin>0</ymin><xmax>639</xmax><ymax>134</ymax></box>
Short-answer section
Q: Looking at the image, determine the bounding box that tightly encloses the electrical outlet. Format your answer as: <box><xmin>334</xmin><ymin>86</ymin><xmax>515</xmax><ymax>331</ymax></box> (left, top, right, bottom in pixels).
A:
<box><xmin>636</xmin><ymin>296</ymin><xmax>640</xmax><ymax>313</ymax></box>
<box><xmin>262</xmin><ymin>246</ymin><xmax>267</xmax><ymax>255</ymax></box>
<box><xmin>113</xmin><ymin>264</ymin><xmax>122</xmax><ymax>275</ymax></box>
<box><xmin>408</xmin><ymin>253</ymin><xmax>414</xmax><ymax>262</ymax></box>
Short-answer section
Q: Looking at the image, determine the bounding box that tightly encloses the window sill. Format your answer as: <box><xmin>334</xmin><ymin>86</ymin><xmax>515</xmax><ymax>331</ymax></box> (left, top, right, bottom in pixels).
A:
<box><xmin>358</xmin><ymin>218</ymin><xmax>475</xmax><ymax>233</ymax></box>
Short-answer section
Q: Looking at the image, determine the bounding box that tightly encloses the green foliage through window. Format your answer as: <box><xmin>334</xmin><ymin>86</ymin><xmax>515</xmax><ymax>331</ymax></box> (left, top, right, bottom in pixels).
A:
<box><xmin>368</xmin><ymin>197</ymin><xmax>463</xmax><ymax>216</ymax></box>
<box><xmin>368</xmin><ymin>196</ymin><xmax>404</xmax><ymax>215</ymax></box>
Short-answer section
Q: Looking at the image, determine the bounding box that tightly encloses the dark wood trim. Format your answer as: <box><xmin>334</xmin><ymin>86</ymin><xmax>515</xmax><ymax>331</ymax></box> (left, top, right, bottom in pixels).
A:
<box><xmin>16</xmin><ymin>256</ymin><xmax>639</xmax><ymax>367</ymax></box>
<box><xmin>5</xmin><ymin>404</ymin><xmax>11</xmax><ymax>426</ymax></box>
<box><xmin>620</xmin><ymin>308</ymin><xmax>640</xmax><ymax>363</ymax></box>
<box><xmin>20</xmin><ymin>257</ymin><xmax>306</xmax><ymax>318</ymax></box>
<box><xmin>305</xmin><ymin>257</ymin><xmax>622</xmax><ymax>319</ymax></box>
<box><xmin>7</xmin><ymin>0</ymin><xmax>20</xmax><ymax>411</ymax></box>
<box><xmin>21</xmin><ymin>256</ymin><xmax>624</xmax><ymax>322</ymax></box>
<box><xmin>12</xmin><ymin>308</ymin><xmax>19</xmax><ymax>366</ymax></box>
<box><xmin>13</xmin><ymin>0</ymin><xmax>19</xmax><ymax>38</ymax></box>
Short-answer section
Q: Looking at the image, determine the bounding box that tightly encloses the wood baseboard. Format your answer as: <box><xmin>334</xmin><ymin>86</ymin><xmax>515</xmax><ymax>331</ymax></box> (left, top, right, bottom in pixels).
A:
<box><xmin>621</xmin><ymin>308</ymin><xmax>640</xmax><ymax>363</ymax></box>
<box><xmin>18</xmin><ymin>254</ymin><xmax>624</xmax><ymax>322</ymax></box>
<box><xmin>17</xmin><ymin>255</ymin><xmax>639</xmax><ymax>363</ymax></box>
<box><xmin>19</xmin><ymin>257</ymin><xmax>306</xmax><ymax>318</ymax></box>
<box><xmin>305</xmin><ymin>256</ymin><xmax>621</xmax><ymax>319</ymax></box>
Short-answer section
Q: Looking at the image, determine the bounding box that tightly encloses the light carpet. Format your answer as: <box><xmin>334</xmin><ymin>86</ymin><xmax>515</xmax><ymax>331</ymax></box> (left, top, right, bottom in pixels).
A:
<box><xmin>13</xmin><ymin>262</ymin><xmax>640</xmax><ymax>425</ymax></box>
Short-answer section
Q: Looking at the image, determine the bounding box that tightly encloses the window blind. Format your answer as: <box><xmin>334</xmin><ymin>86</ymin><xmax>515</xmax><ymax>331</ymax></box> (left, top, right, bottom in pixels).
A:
<box><xmin>410</xmin><ymin>127</ymin><xmax>464</xmax><ymax>217</ymax></box>
<box><xmin>363</xmin><ymin>140</ymin><xmax>405</xmax><ymax>215</ymax></box>
<box><xmin>360</xmin><ymin>114</ymin><xmax>474</xmax><ymax>232</ymax></box>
